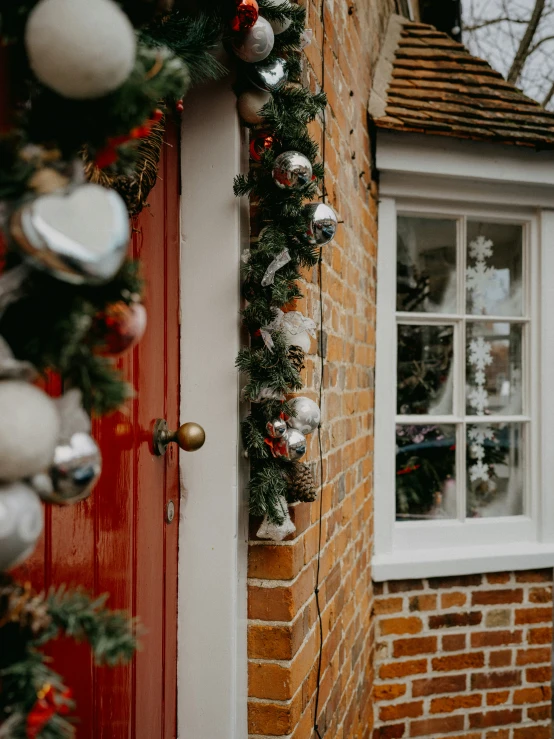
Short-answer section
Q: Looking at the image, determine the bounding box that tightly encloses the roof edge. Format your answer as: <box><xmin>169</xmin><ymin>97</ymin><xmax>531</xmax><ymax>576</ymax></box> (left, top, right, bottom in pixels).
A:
<box><xmin>369</xmin><ymin>14</ymin><xmax>408</xmax><ymax>119</ymax></box>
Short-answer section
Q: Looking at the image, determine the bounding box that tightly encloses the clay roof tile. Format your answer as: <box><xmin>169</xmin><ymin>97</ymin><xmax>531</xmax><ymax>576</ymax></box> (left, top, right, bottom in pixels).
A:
<box><xmin>369</xmin><ymin>15</ymin><xmax>554</xmax><ymax>149</ymax></box>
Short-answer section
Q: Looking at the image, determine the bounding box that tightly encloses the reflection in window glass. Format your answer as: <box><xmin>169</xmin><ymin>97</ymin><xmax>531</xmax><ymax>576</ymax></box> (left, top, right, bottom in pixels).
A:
<box><xmin>467</xmin><ymin>424</ymin><xmax>524</xmax><ymax>518</ymax></box>
<box><xmin>466</xmin><ymin>323</ymin><xmax>523</xmax><ymax>416</ymax></box>
<box><xmin>397</xmin><ymin>325</ymin><xmax>454</xmax><ymax>415</ymax></box>
<box><xmin>466</xmin><ymin>221</ymin><xmax>523</xmax><ymax>317</ymax></box>
<box><xmin>397</xmin><ymin>217</ymin><xmax>457</xmax><ymax>313</ymax></box>
<box><xmin>396</xmin><ymin>425</ymin><xmax>457</xmax><ymax>521</ymax></box>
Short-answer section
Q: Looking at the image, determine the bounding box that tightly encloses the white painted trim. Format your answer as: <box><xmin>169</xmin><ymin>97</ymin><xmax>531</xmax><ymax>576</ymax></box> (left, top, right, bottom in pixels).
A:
<box><xmin>373</xmin><ymin>542</ymin><xmax>554</xmax><ymax>581</ymax></box>
<box><xmin>538</xmin><ymin>210</ymin><xmax>554</xmax><ymax>544</ymax></box>
<box><xmin>178</xmin><ymin>79</ymin><xmax>248</xmax><ymax>739</ymax></box>
<box><xmin>377</xmin><ymin>130</ymin><xmax>554</xmax><ymax>188</ymax></box>
<box><xmin>374</xmin><ymin>197</ymin><xmax>397</xmax><ymax>557</ymax></box>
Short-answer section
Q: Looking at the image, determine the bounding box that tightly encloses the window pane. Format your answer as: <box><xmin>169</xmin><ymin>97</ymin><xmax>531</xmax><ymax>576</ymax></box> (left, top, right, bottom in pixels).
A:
<box><xmin>397</xmin><ymin>216</ymin><xmax>457</xmax><ymax>313</ymax></box>
<box><xmin>397</xmin><ymin>325</ymin><xmax>454</xmax><ymax>415</ymax></box>
<box><xmin>467</xmin><ymin>423</ymin><xmax>524</xmax><ymax>518</ymax></box>
<box><xmin>396</xmin><ymin>424</ymin><xmax>457</xmax><ymax>520</ymax></box>
<box><xmin>466</xmin><ymin>323</ymin><xmax>523</xmax><ymax>416</ymax></box>
<box><xmin>466</xmin><ymin>221</ymin><xmax>523</xmax><ymax>316</ymax></box>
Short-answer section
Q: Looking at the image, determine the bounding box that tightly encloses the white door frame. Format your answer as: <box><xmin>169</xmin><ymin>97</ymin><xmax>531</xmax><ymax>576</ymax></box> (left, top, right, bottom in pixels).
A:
<box><xmin>178</xmin><ymin>77</ymin><xmax>248</xmax><ymax>739</ymax></box>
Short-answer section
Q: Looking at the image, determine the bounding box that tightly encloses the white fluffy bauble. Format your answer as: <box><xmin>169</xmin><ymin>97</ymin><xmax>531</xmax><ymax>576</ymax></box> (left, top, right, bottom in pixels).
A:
<box><xmin>25</xmin><ymin>0</ymin><xmax>137</xmax><ymax>99</ymax></box>
<box><xmin>232</xmin><ymin>17</ymin><xmax>274</xmax><ymax>63</ymax></box>
<box><xmin>0</xmin><ymin>382</ymin><xmax>60</xmax><ymax>482</ymax></box>
<box><xmin>0</xmin><ymin>482</ymin><xmax>44</xmax><ymax>571</ymax></box>
<box><xmin>237</xmin><ymin>89</ymin><xmax>272</xmax><ymax>124</ymax></box>
<box><xmin>264</xmin><ymin>0</ymin><xmax>292</xmax><ymax>34</ymax></box>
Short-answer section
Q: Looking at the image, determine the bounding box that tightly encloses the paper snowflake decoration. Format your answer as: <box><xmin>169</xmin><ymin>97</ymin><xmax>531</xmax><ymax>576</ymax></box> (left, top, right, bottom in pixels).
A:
<box><xmin>469</xmin><ymin>235</ymin><xmax>493</xmax><ymax>261</ymax></box>
<box><xmin>469</xmin><ymin>443</ymin><xmax>486</xmax><ymax>460</ymax></box>
<box><xmin>468</xmin><ymin>337</ymin><xmax>493</xmax><ymax>371</ymax></box>
<box><xmin>468</xmin><ymin>426</ymin><xmax>495</xmax><ymax>444</ymax></box>
<box><xmin>469</xmin><ymin>460</ymin><xmax>490</xmax><ymax>482</ymax></box>
<box><xmin>466</xmin><ymin>233</ymin><xmax>496</xmax><ymax>314</ymax></box>
<box><xmin>468</xmin><ymin>386</ymin><xmax>489</xmax><ymax>414</ymax></box>
<box><xmin>468</xmin><ymin>426</ymin><xmax>495</xmax><ymax>482</ymax></box>
<box><xmin>466</xmin><ymin>262</ymin><xmax>496</xmax><ymax>313</ymax></box>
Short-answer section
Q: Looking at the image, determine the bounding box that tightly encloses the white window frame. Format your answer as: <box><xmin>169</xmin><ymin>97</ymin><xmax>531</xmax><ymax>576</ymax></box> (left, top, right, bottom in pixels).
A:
<box><xmin>373</xmin><ymin>132</ymin><xmax>554</xmax><ymax>581</ymax></box>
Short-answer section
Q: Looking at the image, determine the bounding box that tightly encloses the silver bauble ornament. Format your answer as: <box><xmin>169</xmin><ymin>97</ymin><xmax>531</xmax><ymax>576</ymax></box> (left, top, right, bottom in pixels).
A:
<box><xmin>25</xmin><ymin>0</ymin><xmax>136</xmax><ymax>99</ymax></box>
<box><xmin>247</xmin><ymin>58</ymin><xmax>288</xmax><ymax>92</ymax></box>
<box><xmin>284</xmin><ymin>428</ymin><xmax>307</xmax><ymax>461</ymax></box>
<box><xmin>0</xmin><ymin>482</ymin><xmax>43</xmax><ymax>571</ymax></box>
<box><xmin>288</xmin><ymin>397</ymin><xmax>321</xmax><ymax>435</ymax></box>
<box><xmin>273</xmin><ymin>151</ymin><xmax>313</xmax><ymax>189</ymax></box>
<box><xmin>303</xmin><ymin>202</ymin><xmax>338</xmax><ymax>246</ymax></box>
<box><xmin>11</xmin><ymin>183</ymin><xmax>130</xmax><ymax>284</ymax></box>
<box><xmin>237</xmin><ymin>89</ymin><xmax>272</xmax><ymax>124</ymax></box>
<box><xmin>31</xmin><ymin>432</ymin><xmax>102</xmax><ymax>505</ymax></box>
<box><xmin>264</xmin><ymin>0</ymin><xmax>293</xmax><ymax>34</ymax></box>
<box><xmin>232</xmin><ymin>17</ymin><xmax>274</xmax><ymax>63</ymax></box>
<box><xmin>266</xmin><ymin>417</ymin><xmax>287</xmax><ymax>439</ymax></box>
<box><xmin>0</xmin><ymin>382</ymin><xmax>60</xmax><ymax>482</ymax></box>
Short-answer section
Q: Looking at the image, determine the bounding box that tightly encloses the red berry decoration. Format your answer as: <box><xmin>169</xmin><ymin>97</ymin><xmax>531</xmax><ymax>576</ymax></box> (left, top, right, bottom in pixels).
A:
<box><xmin>95</xmin><ymin>301</ymin><xmax>147</xmax><ymax>356</ymax></box>
<box><xmin>249</xmin><ymin>130</ymin><xmax>276</xmax><ymax>161</ymax></box>
<box><xmin>231</xmin><ymin>0</ymin><xmax>259</xmax><ymax>33</ymax></box>
<box><xmin>176</xmin><ymin>99</ymin><xmax>184</xmax><ymax>113</ymax></box>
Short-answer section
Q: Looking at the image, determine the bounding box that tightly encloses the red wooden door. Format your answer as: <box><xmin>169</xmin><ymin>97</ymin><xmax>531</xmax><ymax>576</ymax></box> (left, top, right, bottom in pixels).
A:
<box><xmin>16</xmin><ymin>123</ymin><xmax>181</xmax><ymax>739</ymax></box>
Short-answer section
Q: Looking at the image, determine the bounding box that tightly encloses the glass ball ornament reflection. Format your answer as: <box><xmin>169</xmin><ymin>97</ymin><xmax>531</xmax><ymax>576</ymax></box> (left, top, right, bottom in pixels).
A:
<box><xmin>31</xmin><ymin>432</ymin><xmax>102</xmax><ymax>506</ymax></box>
<box><xmin>284</xmin><ymin>428</ymin><xmax>307</xmax><ymax>461</ymax></box>
<box><xmin>267</xmin><ymin>417</ymin><xmax>287</xmax><ymax>439</ymax></box>
<box><xmin>247</xmin><ymin>57</ymin><xmax>288</xmax><ymax>92</ymax></box>
<box><xmin>231</xmin><ymin>0</ymin><xmax>259</xmax><ymax>33</ymax></box>
<box><xmin>287</xmin><ymin>397</ymin><xmax>321</xmax><ymax>435</ymax></box>
<box><xmin>94</xmin><ymin>301</ymin><xmax>147</xmax><ymax>355</ymax></box>
<box><xmin>10</xmin><ymin>183</ymin><xmax>129</xmax><ymax>284</ymax></box>
<box><xmin>249</xmin><ymin>130</ymin><xmax>276</xmax><ymax>161</ymax></box>
<box><xmin>0</xmin><ymin>482</ymin><xmax>43</xmax><ymax>571</ymax></box>
<box><xmin>232</xmin><ymin>16</ymin><xmax>274</xmax><ymax>63</ymax></box>
<box><xmin>272</xmin><ymin>151</ymin><xmax>313</xmax><ymax>189</ymax></box>
<box><xmin>303</xmin><ymin>202</ymin><xmax>338</xmax><ymax>246</ymax></box>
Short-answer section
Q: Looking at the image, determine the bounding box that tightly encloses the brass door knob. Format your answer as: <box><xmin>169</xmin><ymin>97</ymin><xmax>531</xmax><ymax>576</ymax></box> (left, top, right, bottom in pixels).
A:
<box><xmin>153</xmin><ymin>419</ymin><xmax>206</xmax><ymax>456</ymax></box>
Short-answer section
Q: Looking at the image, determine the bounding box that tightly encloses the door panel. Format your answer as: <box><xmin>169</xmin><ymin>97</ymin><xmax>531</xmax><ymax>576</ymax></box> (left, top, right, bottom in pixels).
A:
<box><xmin>14</xmin><ymin>122</ymin><xmax>181</xmax><ymax>739</ymax></box>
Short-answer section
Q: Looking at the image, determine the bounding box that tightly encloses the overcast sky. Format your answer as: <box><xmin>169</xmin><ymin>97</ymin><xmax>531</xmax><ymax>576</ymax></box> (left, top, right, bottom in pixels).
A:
<box><xmin>461</xmin><ymin>0</ymin><xmax>554</xmax><ymax>107</ymax></box>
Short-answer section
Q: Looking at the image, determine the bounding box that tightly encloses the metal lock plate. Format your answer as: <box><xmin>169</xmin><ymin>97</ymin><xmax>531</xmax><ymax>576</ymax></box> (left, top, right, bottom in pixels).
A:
<box><xmin>165</xmin><ymin>500</ymin><xmax>175</xmax><ymax>524</ymax></box>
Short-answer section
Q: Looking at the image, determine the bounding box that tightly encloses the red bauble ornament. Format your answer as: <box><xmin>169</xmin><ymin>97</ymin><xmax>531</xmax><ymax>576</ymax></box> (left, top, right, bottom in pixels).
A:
<box><xmin>231</xmin><ymin>0</ymin><xmax>259</xmax><ymax>33</ymax></box>
<box><xmin>95</xmin><ymin>302</ymin><xmax>147</xmax><ymax>355</ymax></box>
<box><xmin>27</xmin><ymin>685</ymin><xmax>72</xmax><ymax>739</ymax></box>
<box><xmin>249</xmin><ymin>130</ymin><xmax>276</xmax><ymax>161</ymax></box>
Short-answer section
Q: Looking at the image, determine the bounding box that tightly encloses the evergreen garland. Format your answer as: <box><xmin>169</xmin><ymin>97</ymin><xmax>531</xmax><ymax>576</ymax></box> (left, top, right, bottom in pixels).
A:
<box><xmin>0</xmin><ymin>578</ymin><xmax>138</xmax><ymax>738</ymax></box>
<box><xmin>0</xmin><ymin>2</ymin><xmax>228</xmax><ymax>415</ymax></box>
<box><xmin>234</xmin><ymin>1</ymin><xmax>327</xmax><ymax>524</ymax></box>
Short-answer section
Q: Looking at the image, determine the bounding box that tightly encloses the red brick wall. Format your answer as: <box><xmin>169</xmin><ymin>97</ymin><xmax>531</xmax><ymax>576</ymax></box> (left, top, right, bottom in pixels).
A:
<box><xmin>373</xmin><ymin>571</ymin><xmax>553</xmax><ymax>739</ymax></box>
<box><xmin>246</xmin><ymin>3</ymin><xmax>554</xmax><ymax>739</ymax></box>
<box><xmin>246</xmin><ymin>1</ymin><xmax>394</xmax><ymax>737</ymax></box>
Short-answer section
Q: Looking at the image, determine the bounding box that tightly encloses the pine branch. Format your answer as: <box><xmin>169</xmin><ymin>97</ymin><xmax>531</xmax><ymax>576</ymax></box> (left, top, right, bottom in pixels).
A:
<box><xmin>39</xmin><ymin>589</ymin><xmax>138</xmax><ymax>667</ymax></box>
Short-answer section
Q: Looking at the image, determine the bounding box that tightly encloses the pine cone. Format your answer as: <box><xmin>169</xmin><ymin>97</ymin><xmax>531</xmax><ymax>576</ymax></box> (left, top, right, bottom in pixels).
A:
<box><xmin>286</xmin><ymin>463</ymin><xmax>318</xmax><ymax>503</ymax></box>
<box><xmin>287</xmin><ymin>345</ymin><xmax>306</xmax><ymax>374</ymax></box>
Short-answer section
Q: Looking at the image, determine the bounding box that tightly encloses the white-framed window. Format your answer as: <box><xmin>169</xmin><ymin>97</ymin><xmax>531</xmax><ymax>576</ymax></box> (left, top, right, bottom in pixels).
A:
<box><xmin>374</xmin><ymin>192</ymin><xmax>554</xmax><ymax>580</ymax></box>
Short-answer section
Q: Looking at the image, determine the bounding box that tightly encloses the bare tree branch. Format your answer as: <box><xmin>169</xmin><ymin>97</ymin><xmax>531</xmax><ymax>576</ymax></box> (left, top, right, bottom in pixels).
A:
<box><xmin>543</xmin><ymin>78</ymin><xmax>554</xmax><ymax>105</ymax></box>
<box><xmin>527</xmin><ymin>34</ymin><xmax>554</xmax><ymax>54</ymax></box>
<box><xmin>464</xmin><ymin>18</ymin><xmax>528</xmax><ymax>31</ymax></box>
<box><xmin>508</xmin><ymin>0</ymin><xmax>546</xmax><ymax>83</ymax></box>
